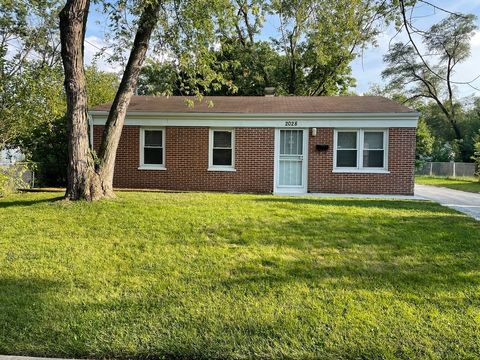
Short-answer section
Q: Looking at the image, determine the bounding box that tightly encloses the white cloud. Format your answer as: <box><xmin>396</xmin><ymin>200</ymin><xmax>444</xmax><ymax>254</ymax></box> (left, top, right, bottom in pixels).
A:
<box><xmin>84</xmin><ymin>36</ymin><xmax>122</xmax><ymax>73</ymax></box>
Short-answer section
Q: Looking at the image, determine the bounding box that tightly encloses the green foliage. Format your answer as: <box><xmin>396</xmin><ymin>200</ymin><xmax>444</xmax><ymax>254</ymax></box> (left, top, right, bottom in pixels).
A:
<box><xmin>472</xmin><ymin>131</ymin><xmax>480</xmax><ymax>179</ymax></box>
<box><xmin>369</xmin><ymin>85</ymin><xmax>480</xmax><ymax>163</ymax></box>
<box><xmin>1</xmin><ymin>191</ymin><xmax>480</xmax><ymax>357</ymax></box>
<box><xmin>86</xmin><ymin>65</ymin><xmax>119</xmax><ymax>107</ymax></box>
<box><xmin>0</xmin><ymin>164</ymin><xmax>29</xmax><ymax>197</ymax></box>
<box><xmin>268</xmin><ymin>0</ymin><xmax>375</xmax><ymax>95</ymax></box>
<box><xmin>23</xmin><ymin>116</ymin><xmax>68</xmax><ymax>186</ymax></box>
<box><xmin>0</xmin><ymin>0</ymin><xmax>63</xmax><ymax>146</ymax></box>
<box><xmin>0</xmin><ymin>64</ymin><xmax>65</xmax><ymax>148</ymax></box>
<box><xmin>33</xmin><ymin>66</ymin><xmax>117</xmax><ymax>186</ymax></box>
<box><xmin>431</xmin><ymin>139</ymin><xmax>462</xmax><ymax>162</ymax></box>
<box><xmin>2</xmin><ymin>64</ymin><xmax>118</xmax><ymax>186</ymax></box>
<box><xmin>0</xmin><ymin>172</ymin><xmax>8</xmax><ymax>197</ymax></box>
<box><xmin>118</xmin><ymin>0</ymin><xmax>387</xmax><ymax>97</ymax></box>
<box><xmin>415</xmin><ymin>118</ymin><xmax>434</xmax><ymax>167</ymax></box>
<box><xmin>102</xmin><ymin>0</ymin><xmax>239</xmax><ymax>98</ymax></box>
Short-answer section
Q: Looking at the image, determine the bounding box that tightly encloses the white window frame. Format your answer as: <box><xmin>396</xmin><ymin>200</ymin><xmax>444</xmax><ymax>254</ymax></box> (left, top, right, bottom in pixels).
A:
<box><xmin>139</xmin><ymin>127</ymin><xmax>166</xmax><ymax>170</ymax></box>
<box><xmin>333</xmin><ymin>129</ymin><xmax>389</xmax><ymax>173</ymax></box>
<box><xmin>208</xmin><ymin>128</ymin><xmax>236</xmax><ymax>171</ymax></box>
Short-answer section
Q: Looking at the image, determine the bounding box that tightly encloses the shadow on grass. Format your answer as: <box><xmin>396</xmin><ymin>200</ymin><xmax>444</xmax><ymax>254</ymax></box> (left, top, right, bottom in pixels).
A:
<box><xmin>0</xmin><ymin>196</ymin><xmax>64</xmax><ymax>209</ymax></box>
<box><xmin>220</xmin><ymin>248</ymin><xmax>479</xmax><ymax>297</ymax></box>
<box><xmin>255</xmin><ymin>197</ymin><xmax>438</xmax><ymax>211</ymax></box>
<box><xmin>0</xmin><ymin>277</ymin><xmax>66</xmax><ymax>357</ymax></box>
<box><xmin>217</xmin><ymin>204</ymin><xmax>480</xmax><ymax>296</ymax></box>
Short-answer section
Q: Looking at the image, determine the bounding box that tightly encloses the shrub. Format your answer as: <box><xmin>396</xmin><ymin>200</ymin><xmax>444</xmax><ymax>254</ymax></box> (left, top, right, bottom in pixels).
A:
<box><xmin>0</xmin><ymin>164</ymin><xmax>30</xmax><ymax>197</ymax></box>
<box><xmin>472</xmin><ymin>131</ymin><xmax>480</xmax><ymax>181</ymax></box>
<box><xmin>0</xmin><ymin>172</ymin><xmax>8</xmax><ymax>197</ymax></box>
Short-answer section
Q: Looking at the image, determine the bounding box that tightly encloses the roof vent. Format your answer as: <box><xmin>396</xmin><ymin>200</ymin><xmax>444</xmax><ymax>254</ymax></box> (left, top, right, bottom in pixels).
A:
<box><xmin>264</xmin><ymin>87</ymin><xmax>275</xmax><ymax>97</ymax></box>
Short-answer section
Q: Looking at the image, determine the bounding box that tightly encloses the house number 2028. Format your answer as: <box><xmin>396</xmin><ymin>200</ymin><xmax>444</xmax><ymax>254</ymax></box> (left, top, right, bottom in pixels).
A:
<box><xmin>285</xmin><ymin>121</ymin><xmax>297</xmax><ymax>126</ymax></box>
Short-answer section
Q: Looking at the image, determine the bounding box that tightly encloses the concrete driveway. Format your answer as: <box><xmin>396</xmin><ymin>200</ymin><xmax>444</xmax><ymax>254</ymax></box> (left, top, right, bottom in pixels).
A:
<box><xmin>415</xmin><ymin>184</ymin><xmax>480</xmax><ymax>220</ymax></box>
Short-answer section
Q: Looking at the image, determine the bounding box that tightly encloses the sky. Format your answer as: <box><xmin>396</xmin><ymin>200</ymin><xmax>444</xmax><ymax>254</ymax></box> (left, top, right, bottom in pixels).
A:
<box><xmin>84</xmin><ymin>0</ymin><xmax>480</xmax><ymax>98</ymax></box>
<box><xmin>349</xmin><ymin>0</ymin><xmax>480</xmax><ymax>98</ymax></box>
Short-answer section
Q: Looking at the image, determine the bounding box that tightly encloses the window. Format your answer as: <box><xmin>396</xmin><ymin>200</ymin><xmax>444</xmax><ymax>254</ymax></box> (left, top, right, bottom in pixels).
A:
<box><xmin>140</xmin><ymin>128</ymin><xmax>165</xmax><ymax>169</ymax></box>
<box><xmin>334</xmin><ymin>129</ymin><xmax>388</xmax><ymax>172</ymax></box>
<box><xmin>209</xmin><ymin>129</ymin><xmax>235</xmax><ymax>171</ymax></box>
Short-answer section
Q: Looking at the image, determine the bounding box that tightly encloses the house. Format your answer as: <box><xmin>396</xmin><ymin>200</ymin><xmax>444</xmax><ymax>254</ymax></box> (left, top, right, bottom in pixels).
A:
<box><xmin>89</xmin><ymin>96</ymin><xmax>418</xmax><ymax>195</ymax></box>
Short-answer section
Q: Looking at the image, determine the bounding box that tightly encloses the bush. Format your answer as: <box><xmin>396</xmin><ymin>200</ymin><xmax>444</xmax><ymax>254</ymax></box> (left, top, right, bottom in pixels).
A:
<box><xmin>19</xmin><ymin>116</ymin><xmax>68</xmax><ymax>187</ymax></box>
<box><xmin>472</xmin><ymin>131</ymin><xmax>480</xmax><ymax>181</ymax></box>
<box><xmin>0</xmin><ymin>164</ymin><xmax>30</xmax><ymax>197</ymax></box>
<box><xmin>0</xmin><ymin>172</ymin><xmax>8</xmax><ymax>197</ymax></box>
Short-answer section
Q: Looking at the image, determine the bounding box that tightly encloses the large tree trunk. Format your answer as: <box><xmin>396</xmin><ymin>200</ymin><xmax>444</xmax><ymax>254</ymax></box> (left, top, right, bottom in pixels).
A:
<box><xmin>59</xmin><ymin>0</ymin><xmax>99</xmax><ymax>200</ymax></box>
<box><xmin>95</xmin><ymin>2</ymin><xmax>162</xmax><ymax>197</ymax></box>
<box><xmin>59</xmin><ymin>0</ymin><xmax>162</xmax><ymax>200</ymax></box>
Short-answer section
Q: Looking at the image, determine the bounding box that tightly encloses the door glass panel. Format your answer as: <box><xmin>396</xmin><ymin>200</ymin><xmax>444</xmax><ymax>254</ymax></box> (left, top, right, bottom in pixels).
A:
<box><xmin>280</xmin><ymin>130</ymin><xmax>303</xmax><ymax>155</ymax></box>
<box><xmin>279</xmin><ymin>160</ymin><xmax>302</xmax><ymax>186</ymax></box>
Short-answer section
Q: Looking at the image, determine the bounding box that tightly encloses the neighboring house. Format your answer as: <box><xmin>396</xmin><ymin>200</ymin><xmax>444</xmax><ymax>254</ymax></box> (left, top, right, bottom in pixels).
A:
<box><xmin>90</xmin><ymin>96</ymin><xmax>418</xmax><ymax>195</ymax></box>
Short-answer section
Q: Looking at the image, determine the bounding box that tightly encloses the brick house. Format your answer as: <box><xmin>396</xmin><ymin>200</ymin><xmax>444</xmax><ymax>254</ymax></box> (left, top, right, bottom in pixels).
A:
<box><xmin>89</xmin><ymin>96</ymin><xmax>418</xmax><ymax>195</ymax></box>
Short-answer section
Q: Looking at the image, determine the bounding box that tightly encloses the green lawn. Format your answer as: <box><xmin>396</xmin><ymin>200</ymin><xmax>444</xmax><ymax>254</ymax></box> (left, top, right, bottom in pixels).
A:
<box><xmin>416</xmin><ymin>175</ymin><xmax>480</xmax><ymax>193</ymax></box>
<box><xmin>1</xmin><ymin>192</ymin><xmax>480</xmax><ymax>359</ymax></box>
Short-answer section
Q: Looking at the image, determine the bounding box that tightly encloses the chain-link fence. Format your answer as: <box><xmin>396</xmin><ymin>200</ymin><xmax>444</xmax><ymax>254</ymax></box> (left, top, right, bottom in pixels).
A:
<box><xmin>416</xmin><ymin>162</ymin><xmax>476</xmax><ymax>177</ymax></box>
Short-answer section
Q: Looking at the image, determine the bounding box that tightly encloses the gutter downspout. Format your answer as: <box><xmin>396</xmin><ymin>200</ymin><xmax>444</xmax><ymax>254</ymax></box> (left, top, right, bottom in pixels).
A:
<box><xmin>88</xmin><ymin>113</ymin><xmax>94</xmax><ymax>150</ymax></box>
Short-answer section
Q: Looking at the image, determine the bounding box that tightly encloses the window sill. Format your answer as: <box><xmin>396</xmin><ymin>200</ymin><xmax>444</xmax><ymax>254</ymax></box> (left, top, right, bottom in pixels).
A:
<box><xmin>208</xmin><ymin>167</ymin><xmax>236</xmax><ymax>172</ymax></box>
<box><xmin>332</xmin><ymin>168</ymin><xmax>390</xmax><ymax>174</ymax></box>
<box><xmin>138</xmin><ymin>166</ymin><xmax>167</xmax><ymax>171</ymax></box>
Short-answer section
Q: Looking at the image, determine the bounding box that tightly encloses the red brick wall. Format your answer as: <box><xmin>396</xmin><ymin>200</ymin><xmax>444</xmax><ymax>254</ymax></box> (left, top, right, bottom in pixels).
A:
<box><xmin>93</xmin><ymin>126</ymin><xmax>275</xmax><ymax>193</ymax></box>
<box><xmin>94</xmin><ymin>126</ymin><xmax>415</xmax><ymax>195</ymax></box>
<box><xmin>308</xmin><ymin>128</ymin><xmax>416</xmax><ymax>195</ymax></box>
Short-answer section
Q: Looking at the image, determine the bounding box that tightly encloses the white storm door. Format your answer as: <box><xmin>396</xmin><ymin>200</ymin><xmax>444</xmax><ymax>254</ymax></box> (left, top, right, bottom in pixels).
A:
<box><xmin>275</xmin><ymin>129</ymin><xmax>308</xmax><ymax>194</ymax></box>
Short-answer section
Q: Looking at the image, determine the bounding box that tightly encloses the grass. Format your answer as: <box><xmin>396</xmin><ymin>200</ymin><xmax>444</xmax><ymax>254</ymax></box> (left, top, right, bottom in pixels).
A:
<box><xmin>416</xmin><ymin>175</ymin><xmax>480</xmax><ymax>193</ymax></box>
<box><xmin>1</xmin><ymin>191</ymin><xmax>480</xmax><ymax>359</ymax></box>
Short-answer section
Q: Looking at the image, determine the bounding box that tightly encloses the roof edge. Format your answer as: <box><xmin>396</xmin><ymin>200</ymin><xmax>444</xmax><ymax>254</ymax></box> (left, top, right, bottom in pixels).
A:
<box><xmin>89</xmin><ymin>111</ymin><xmax>419</xmax><ymax>119</ymax></box>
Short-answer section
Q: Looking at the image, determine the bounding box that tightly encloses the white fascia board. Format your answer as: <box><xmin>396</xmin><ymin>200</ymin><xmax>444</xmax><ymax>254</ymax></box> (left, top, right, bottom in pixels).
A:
<box><xmin>90</xmin><ymin>111</ymin><xmax>419</xmax><ymax>128</ymax></box>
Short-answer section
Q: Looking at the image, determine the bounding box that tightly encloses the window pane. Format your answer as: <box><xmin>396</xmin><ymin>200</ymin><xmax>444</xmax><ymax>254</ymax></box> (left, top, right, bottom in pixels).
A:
<box><xmin>213</xmin><ymin>131</ymin><xmax>232</xmax><ymax>148</ymax></box>
<box><xmin>337</xmin><ymin>132</ymin><xmax>357</xmax><ymax>149</ymax></box>
<box><xmin>336</xmin><ymin>150</ymin><xmax>357</xmax><ymax>167</ymax></box>
<box><xmin>145</xmin><ymin>130</ymin><xmax>162</xmax><ymax>146</ymax></box>
<box><xmin>363</xmin><ymin>150</ymin><xmax>384</xmax><ymax>167</ymax></box>
<box><xmin>213</xmin><ymin>149</ymin><xmax>232</xmax><ymax>166</ymax></box>
<box><xmin>364</xmin><ymin>132</ymin><xmax>383</xmax><ymax>149</ymax></box>
<box><xmin>144</xmin><ymin>147</ymin><xmax>163</xmax><ymax>165</ymax></box>
<box><xmin>280</xmin><ymin>130</ymin><xmax>303</xmax><ymax>155</ymax></box>
<box><xmin>279</xmin><ymin>160</ymin><xmax>302</xmax><ymax>186</ymax></box>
